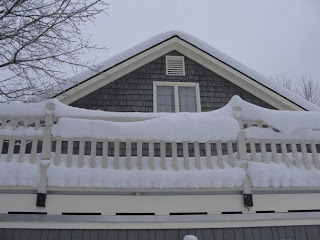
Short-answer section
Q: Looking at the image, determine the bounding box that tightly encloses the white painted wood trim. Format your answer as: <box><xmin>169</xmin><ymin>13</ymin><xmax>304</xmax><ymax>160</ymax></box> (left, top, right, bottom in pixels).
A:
<box><xmin>55</xmin><ymin>37</ymin><xmax>306</xmax><ymax>111</ymax></box>
<box><xmin>153</xmin><ymin>81</ymin><xmax>201</xmax><ymax>113</ymax></box>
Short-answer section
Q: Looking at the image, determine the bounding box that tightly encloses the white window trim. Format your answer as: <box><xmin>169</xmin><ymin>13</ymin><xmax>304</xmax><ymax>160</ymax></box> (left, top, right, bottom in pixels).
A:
<box><xmin>153</xmin><ymin>81</ymin><xmax>201</xmax><ymax>113</ymax></box>
<box><xmin>166</xmin><ymin>56</ymin><xmax>185</xmax><ymax>76</ymax></box>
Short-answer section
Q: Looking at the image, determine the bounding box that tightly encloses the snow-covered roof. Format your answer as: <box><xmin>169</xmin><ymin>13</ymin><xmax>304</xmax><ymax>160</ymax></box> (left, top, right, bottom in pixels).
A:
<box><xmin>55</xmin><ymin>30</ymin><xmax>319</xmax><ymax>111</ymax></box>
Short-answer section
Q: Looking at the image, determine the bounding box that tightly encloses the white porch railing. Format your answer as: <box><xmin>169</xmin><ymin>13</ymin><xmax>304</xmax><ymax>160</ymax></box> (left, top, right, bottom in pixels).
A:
<box><xmin>1</xmin><ymin>100</ymin><xmax>320</xmax><ymax>194</ymax></box>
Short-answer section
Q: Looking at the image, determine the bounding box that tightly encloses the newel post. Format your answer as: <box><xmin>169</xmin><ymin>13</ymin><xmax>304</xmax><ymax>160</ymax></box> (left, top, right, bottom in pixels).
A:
<box><xmin>37</xmin><ymin>102</ymin><xmax>55</xmax><ymax>207</ymax></box>
<box><xmin>233</xmin><ymin>107</ymin><xmax>247</xmax><ymax>161</ymax></box>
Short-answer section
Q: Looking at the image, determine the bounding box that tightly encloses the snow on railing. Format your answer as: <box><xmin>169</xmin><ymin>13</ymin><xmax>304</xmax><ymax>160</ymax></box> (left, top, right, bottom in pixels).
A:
<box><xmin>1</xmin><ymin>96</ymin><xmax>320</xmax><ymax>190</ymax></box>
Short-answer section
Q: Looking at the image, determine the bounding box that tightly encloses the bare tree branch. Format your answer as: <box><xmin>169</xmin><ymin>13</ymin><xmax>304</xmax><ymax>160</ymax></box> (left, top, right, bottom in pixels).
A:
<box><xmin>272</xmin><ymin>74</ymin><xmax>320</xmax><ymax>107</ymax></box>
<box><xmin>0</xmin><ymin>0</ymin><xmax>108</xmax><ymax>103</ymax></box>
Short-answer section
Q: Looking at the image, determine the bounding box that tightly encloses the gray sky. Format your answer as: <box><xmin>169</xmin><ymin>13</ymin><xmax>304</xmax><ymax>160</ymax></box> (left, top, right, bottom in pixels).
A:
<box><xmin>83</xmin><ymin>0</ymin><xmax>320</xmax><ymax>83</ymax></box>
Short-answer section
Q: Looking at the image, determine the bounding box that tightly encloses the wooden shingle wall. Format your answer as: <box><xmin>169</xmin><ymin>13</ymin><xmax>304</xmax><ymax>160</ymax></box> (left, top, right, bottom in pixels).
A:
<box><xmin>70</xmin><ymin>51</ymin><xmax>275</xmax><ymax>112</ymax></box>
<box><xmin>1</xmin><ymin>226</ymin><xmax>320</xmax><ymax>240</ymax></box>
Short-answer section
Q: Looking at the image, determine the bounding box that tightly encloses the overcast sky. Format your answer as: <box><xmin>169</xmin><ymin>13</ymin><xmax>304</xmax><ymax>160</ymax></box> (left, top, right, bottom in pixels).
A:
<box><xmin>83</xmin><ymin>0</ymin><xmax>320</xmax><ymax>83</ymax></box>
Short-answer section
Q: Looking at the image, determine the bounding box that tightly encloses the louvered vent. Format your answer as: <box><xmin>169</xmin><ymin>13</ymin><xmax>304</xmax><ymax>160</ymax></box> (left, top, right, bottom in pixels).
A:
<box><xmin>166</xmin><ymin>56</ymin><xmax>185</xmax><ymax>76</ymax></box>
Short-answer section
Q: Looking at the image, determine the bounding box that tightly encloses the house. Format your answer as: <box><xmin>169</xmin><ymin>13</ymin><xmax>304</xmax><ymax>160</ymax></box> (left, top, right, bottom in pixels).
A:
<box><xmin>1</xmin><ymin>31</ymin><xmax>320</xmax><ymax>239</ymax></box>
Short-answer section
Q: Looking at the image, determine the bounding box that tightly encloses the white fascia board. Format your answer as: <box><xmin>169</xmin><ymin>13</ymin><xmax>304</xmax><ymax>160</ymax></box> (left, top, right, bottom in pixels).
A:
<box><xmin>173</xmin><ymin>39</ymin><xmax>305</xmax><ymax>111</ymax></box>
<box><xmin>56</xmin><ymin>39</ymin><xmax>180</xmax><ymax>105</ymax></box>
<box><xmin>57</xmin><ymin>37</ymin><xmax>305</xmax><ymax>111</ymax></box>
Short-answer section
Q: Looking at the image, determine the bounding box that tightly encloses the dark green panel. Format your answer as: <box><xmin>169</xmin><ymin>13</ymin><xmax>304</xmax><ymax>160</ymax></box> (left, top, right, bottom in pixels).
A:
<box><xmin>118</xmin><ymin>230</ymin><xmax>128</xmax><ymax>240</ymax></box>
<box><xmin>213</xmin><ymin>228</ymin><xmax>224</xmax><ymax>240</ymax></box>
<box><xmin>19</xmin><ymin>229</ymin><xmax>31</xmax><ymax>240</ymax></box>
<box><xmin>98</xmin><ymin>230</ymin><xmax>108</xmax><ymax>240</ymax></box>
<box><xmin>29</xmin><ymin>230</ymin><xmax>42</xmax><ymax>240</ymax></box>
<box><xmin>195</xmin><ymin>229</ymin><xmax>203</xmax><ymax>240</ymax></box>
<box><xmin>223</xmin><ymin>228</ymin><xmax>235</xmax><ymax>240</ymax></box>
<box><xmin>234</xmin><ymin>228</ymin><xmax>245</xmax><ymax>240</ymax></box>
<box><xmin>178</xmin><ymin>229</ymin><xmax>189</xmax><ymax>240</ymax></box>
<box><xmin>59</xmin><ymin>230</ymin><xmax>71</xmax><ymax>240</ymax></box>
<box><xmin>305</xmin><ymin>225</ymin><xmax>320</xmax><ymax>240</ymax></box>
<box><xmin>107</xmin><ymin>230</ymin><xmax>118</xmax><ymax>240</ymax></box>
<box><xmin>276</xmin><ymin>226</ymin><xmax>286</xmax><ymax>240</ymax></box>
<box><xmin>47</xmin><ymin>230</ymin><xmax>60</xmax><ymax>240</ymax></box>
<box><xmin>82</xmin><ymin>230</ymin><xmax>90</xmax><ymax>240</ymax></box>
<box><xmin>284</xmin><ymin>226</ymin><xmax>295</xmax><ymax>240</ymax></box>
<box><xmin>40</xmin><ymin>229</ymin><xmax>48</xmax><ymax>240</ymax></box>
<box><xmin>165</xmin><ymin>229</ymin><xmax>178</xmax><ymax>240</ymax></box>
<box><xmin>72</xmin><ymin>230</ymin><xmax>83</xmax><ymax>240</ymax></box>
<box><xmin>260</xmin><ymin>227</ymin><xmax>273</xmax><ymax>240</ymax></box>
<box><xmin>155</xmin><ymin>229</ymin><xmax>165</xmax><ymax>240</ymax></box>
<box><xmin>138</xmin><ymin>230</ymin><xmax>149</xmax><ymax>240</ymax></box>
<box><xmin>12</xmin><ymin>230</ymin><xmax>20</xmax><ymax>240</ymax></box>
<box><xmin>243</xmin><ymin>228</ymin><xmax>254</xmax><ymax>240</ymax></box>
<box><xmin>149</xmin><ymin>230</ymin><xmax>156</xmax><ymax>240</ymax></box>
<box><xmin>252</xmin><ymin>228</ymin><xmax>261</xmax><ymax>240</ymax></box>
<box><xmin>202</xmin><ymin>229</ymin><xmax>214</xmax><ymax>240</ymax></box>
<box><xmin>293</xmin><ymin>226</ymin><xmax>307</xmax><ymax>240</ymax></box>
<box><xmin>127</xmin><ymin>230</ymin><xmax>138</xmax><ymax>240</ymax></box>
<box><xmin>90</xmin><ymin>230</ymin><xmax>99</xmax><ymax>240</ymax></box>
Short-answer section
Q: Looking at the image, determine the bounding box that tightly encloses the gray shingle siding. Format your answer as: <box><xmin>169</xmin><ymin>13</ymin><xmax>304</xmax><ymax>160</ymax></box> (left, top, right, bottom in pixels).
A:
<box><xmin>2</xmin><ymin>225</ymin><xmax>319</xmax><ymax>240</ymax></box>
<box><xmin>70</xmin><ymin>51</ymin><xmax>275</xmax><ymax>111</ymax></box>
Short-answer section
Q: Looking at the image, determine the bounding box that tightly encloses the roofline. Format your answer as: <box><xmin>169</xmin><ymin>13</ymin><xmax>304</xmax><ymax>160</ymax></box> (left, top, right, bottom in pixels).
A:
<box><xmin>54</xmin><ymin>34</ymin><xmax>308</xmax><ymax>111</ymax></box>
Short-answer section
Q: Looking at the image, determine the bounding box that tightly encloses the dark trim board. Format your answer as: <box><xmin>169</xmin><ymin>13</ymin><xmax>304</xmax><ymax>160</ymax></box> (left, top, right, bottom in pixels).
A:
<box><xmin>1</xmin><ymin>226</ymin><xmax>319</xmax><ymax>240</ymax></box>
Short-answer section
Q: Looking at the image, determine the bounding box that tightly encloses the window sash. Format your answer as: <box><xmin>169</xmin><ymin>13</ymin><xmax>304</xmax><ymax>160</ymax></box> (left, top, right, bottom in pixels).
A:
<box><xmin>154</xmin><ymin>82</ymin><xmax>200</xmax><ymax>113</ymax></box>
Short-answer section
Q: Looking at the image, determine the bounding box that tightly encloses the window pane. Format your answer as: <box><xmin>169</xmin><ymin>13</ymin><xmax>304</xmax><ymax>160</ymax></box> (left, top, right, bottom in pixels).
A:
<box><xmin>157</xmin><ymin>86</ymin><xmax>175</xmax><ymax>112</ymax></box>
<box><xmin>179</xmin><ymin>86</ymin><xmax>197</xmax><ymax>112</ymax></box>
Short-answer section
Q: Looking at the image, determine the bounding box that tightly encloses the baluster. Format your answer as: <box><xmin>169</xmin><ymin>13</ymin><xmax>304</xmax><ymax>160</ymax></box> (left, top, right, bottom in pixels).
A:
<box><xmin>281</xmin><ymin>142</ymin><xmax>289</xmax><ymax>167</ymax></box>
<box><xmin>216</xmin><ymin>141</ymin><xmax>224</xmax><ymax>169</ymax></box>
<box><xmin>227</xmin><ymin>141</ymin><xmax>235</xmax><ymax>167</ymax></box>
<box><xmin>183</xmin><ymin>141</ymin><xmax>190</xmax><ymax>170</ymax></box>
<box><xmin>205</xmin><ymin>142</ymin><xmax>213</xmax><ymax>169</ymax></box>
<box><xmin>66</xmin><ymin>140</ymin><xmax>73</xmax><ymax>167</ymax></box>
<box><xmin>18</xmin><ymin>139</ymin><xmax>26</xmax><ymax>163</ymax></box>
<box><xmin>137</xmin><ymin>141</ymin><xmax>142</xmax><ymax>170</ymax></box>
<box><xmin>90</xmin><ymin>140</ymin><xmax>96</xmax><ymax>168</ymax></box>
<box><xmin>311</xmin><ymin>143</ymin><xmax>320</xmax><ymax>169</ymax></box>
<box><xmin>271</xmin><ymin>142</ymin><xmax>278</xmax><ymax>164</ymax></box>
<box><xmin>250</xmin><ymin>142</ymin><xmax>256</xmax><ymax>162</ymax></box>
<box><xmin>12</xmin><ymin>119</ymin><xmax>18</xmax><ymax>130</ymax></box>
<box><xmin>149</xmin><ymin>142</ymin><xmax>155</xmax><ymax>170</ymax></box>
<box><xmin>125</xmin><ymin>141</ymin><xmax>131</xmax><ymax>170</ymax></box>
<box><xmin>247</xmin><ymin>121</ymin><xmax>253</xmax><ymax>128</ymax></box>
<box><xmin>261</xmin><ymin>141</ymin><xmax>268</xmax><ymax>163</ymax></box>
<box><xmin>300</xmin><ymin>143</ymin><xmax>310</xmax><ymax>169</ymax></box>
<box><xmin>102</xmin><ymin>141</ymin><xmax>108</xmax><ymax>169</ymax></box>
<box><xmin>291</xmin><ymin>143</ymin><xmax>300</xmax><ymax>168</ymax></box>
<box><xmin>160</xmin><ymin>141</ymin><xmax>166</xmax><ymax>170</ymax></box>
<box><xmin>194</xmin><ymin>142</ymin><xmax>201</xmax><ymax>170</ymax></box>
<box><xmin>35</xmin><ymin>119</ymin><xmax>40</xmax><ymax>130</ymax></box>
<box><xmin>23</xmin><ymin>119</ymin><xmax>29</xmax><ymax>128</ymax></box>
<box><xmin>114</xmin><ymin>141</ymin><xmax>120</xmax><ymax>169</ymax></box>
<box><xmin>0</xmin><ymin>139</ymin><xmax>3</xmax><ymax>160</ymax></box>
<box><xmin>54</xmin><ymin>138</ymin><xmax>62</xmax><ymax>166</ymax></box>
<box><xmin>6</xmin><ymin>139</ymin><xmax>14</xmax><ymax>162</ymax></box>
<box><xmin>257</xmin><ymin>121</ymin><xmax>263</xmax><ymax>128</ymax></box>
<box><xmin>1</xmin><ymin>119</ymin><xmax>7</xmax><ymax>129</ymax></box>
<box><xmin>172</xmin><ymin>142</ymin><xmax>178</xmax><ymax>171</ymax></box>
<box><xmin>78</xmin><ymin>140</ymin><xmax>84</xmax><ymax>167</ymax></box>
<box><xmin>30</xmin><ymin>139</ymin><xmax>37</xmax><ymax>163</ymax></box>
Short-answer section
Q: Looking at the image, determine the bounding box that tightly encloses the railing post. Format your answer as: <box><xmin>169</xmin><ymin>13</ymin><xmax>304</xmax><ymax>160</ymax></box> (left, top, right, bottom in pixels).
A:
<box><xmin>37</xmin><ymin>102</ymin><xmax>55</xmax><ymax>207</ymax></box>
<box><xmin>237</xmin><ymin>131</ymin><xmax>248</xmax><ymax>161</ymax></box>
<box><xmin>242</xmin><ymin>163</ymin><xmax>253</xmax><ymax>209</ymax></box>
<box><xmin>233</xmin><ymin>107</ymin><xmax>244</xmax><ymax>130</ymax></box>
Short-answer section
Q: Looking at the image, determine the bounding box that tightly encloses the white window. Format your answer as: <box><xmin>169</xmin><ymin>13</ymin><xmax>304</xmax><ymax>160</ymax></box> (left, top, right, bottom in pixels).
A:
<box><xmin>166</xmin><ymin>56</ymin><xmax>185</xmax><ymax>76</ymax></box>
<box><xmin>153</xmin><ymin>82</ymin><xmax>201</xmax><ymax>113</ymax></box>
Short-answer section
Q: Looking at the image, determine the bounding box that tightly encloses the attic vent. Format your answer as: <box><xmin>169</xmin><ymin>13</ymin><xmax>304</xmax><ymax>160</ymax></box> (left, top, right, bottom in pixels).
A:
<box><xmin>166</xmin><ymin>56</ymin><xmax>185</xmax><ymax>76</ymax></box>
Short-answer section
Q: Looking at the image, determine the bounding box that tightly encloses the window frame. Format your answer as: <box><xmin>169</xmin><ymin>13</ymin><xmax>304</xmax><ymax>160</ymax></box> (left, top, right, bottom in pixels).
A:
<box><xmin>153</xmin><ymin>81</ymin><xmax>201</xmax><ymax>113</ymax></box>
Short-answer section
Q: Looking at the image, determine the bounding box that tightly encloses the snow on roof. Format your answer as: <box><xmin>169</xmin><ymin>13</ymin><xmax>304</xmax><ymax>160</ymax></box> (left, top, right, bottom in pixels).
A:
<box><xmin>54</xmin><ymin>30</ymin><xmax>319</xmax><ymax>111</ymax></box>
